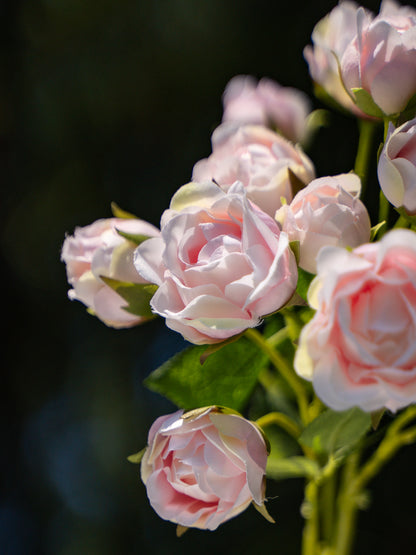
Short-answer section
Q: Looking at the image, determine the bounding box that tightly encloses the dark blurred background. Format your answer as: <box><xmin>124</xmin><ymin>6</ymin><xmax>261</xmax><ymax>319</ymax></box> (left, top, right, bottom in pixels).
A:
<box><xmin>2</xmin><ymin>0</ymin><xmax>416</xmax><ymax>553</ymax></box>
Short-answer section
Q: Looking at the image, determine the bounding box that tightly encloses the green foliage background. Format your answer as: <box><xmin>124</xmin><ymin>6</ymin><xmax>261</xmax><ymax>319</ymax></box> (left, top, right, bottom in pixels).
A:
<box><xmin>2</xmin><ymin>0</ymin><xmax>415</xmax><ymax>554</ymax></box>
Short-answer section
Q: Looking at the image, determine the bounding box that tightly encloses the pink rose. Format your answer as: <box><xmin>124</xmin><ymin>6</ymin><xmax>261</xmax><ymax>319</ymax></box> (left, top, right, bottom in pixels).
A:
<box><xmin>304</xmin><ymin>1</ymin><xmax>373</xmax><ymax>116</ymax></box>
<box><xmin>134</xmin><ymin>181</ymin><xmax>298</xmax><ymax>345</ymax></box>
<box><xmin>192</xmin><ymin>123</ymin><xmax>315</xmax><ymax>218</ymax></box>
<box><xmin>276</xmin><ymin>174</ymin><xmax>371</xmax><ymax>274</ymax></box>
<box><xmin>294</xmin><ymin>229</ymin><xmax>416</xmax><ymax>412</ymax></box>
<box><xmin>222</xmin><ymin>75</ymin><xmax>311</xmax><ymax>143</ymax></box>
<box><xmin>378</xmin><ymin>116</ymin><xmax>416</xmax><ymax>215</ymax></box>
<box><xmin>140</xmin><ymin>407</ymin><xmax>270</xmax><ymax>531</ymax></box>
<box><xmin>61</xmin><ymin>217</ymin><xmax>160</xmax><ymax>328</ymax></box>
<box><xmin>341</xmin><ymin>0</ymin><xmax>416</xmax><ymax>116</ymax></box>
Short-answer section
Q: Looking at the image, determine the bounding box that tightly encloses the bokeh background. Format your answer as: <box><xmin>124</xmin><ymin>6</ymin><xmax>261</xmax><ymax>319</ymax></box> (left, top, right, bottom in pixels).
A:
<box><xmin>2</xmin><ymin>0</ymin><xmax>416</xmax><ymax>553</ymax></box>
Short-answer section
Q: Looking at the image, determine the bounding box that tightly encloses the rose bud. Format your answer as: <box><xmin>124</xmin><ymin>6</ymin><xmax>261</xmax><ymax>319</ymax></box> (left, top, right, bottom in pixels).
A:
<box><xmin>295</xmin><ymin>229</ymin><xmax>416</xmax><ymax>413</ymax></box>
<box><xmin>222</xmin><ymin>74</ymin><xmax>311</xmax><ymax>144</ymax></box>
<box><xmin>61</xmin><ymin>217</ymin><xmax>160</xmax><ymax>328</ymax></box>
<box><xmin>134</xmin><ymin>181</ymin><xmax>298</xmax><ymax>345</ymax></box>
<box><xmin>192</xmin><ymin>123</ymin><xmax>315</xmax><ymax>218</ymax></box>
<box><xmin>304</xmin><ymin>1</ymin><xmax>373</xmax><ymax>116</ymax></box>
<box><xmin>139</xmin><ymin>407</ymin><xmax>272</xmax><ymax>531</ymax></box>
<box><xmin>378</xmin><ymin>116</ymin><xmax>416</xmax><ymax>216</ymax></box>
<box><xmin>276</xmin><ymin>173</ymin><xmax>371</xmax><ymax>274</ymax></box>
<box><xmin>341</xmin><ymin>0</ymin><xmax>416</xmax><ymax>117</ymax></box>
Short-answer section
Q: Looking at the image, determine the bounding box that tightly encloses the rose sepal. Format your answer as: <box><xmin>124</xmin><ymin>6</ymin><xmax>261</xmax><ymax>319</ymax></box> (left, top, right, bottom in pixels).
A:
<box><xmin>100</xmin><ymin>276</ymin><xmax>157</xmax><ymax>318</ymax></box>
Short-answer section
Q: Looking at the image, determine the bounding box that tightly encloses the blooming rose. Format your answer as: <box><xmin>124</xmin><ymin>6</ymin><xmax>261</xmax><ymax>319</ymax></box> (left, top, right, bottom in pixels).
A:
<box><xmin>304</xmin><ymin>1</ymin><xmax>373</xmax><ymax>116</ymax></box>
<box><xmin>192</xmin><ymin>123</ymin><xmax>315</xmax><ymax>218</ymax></box>
<box><xmin>134</xmin><ymin>181</ymin><xmax>298</xmax><ymax>344</ymax></box>
<box><xmin>294</xmin><ymin>229</ymin><xmax>416</xmax><ymax>412</ymax></box>
<box><xmin>222</xmin><ymin>75</ymin><xmax>311</xmax><ymax>144</ymax></box>
<box><xmin>140</xmin><ymin>407</ymin><xmax>270</xmax><ymax>531</ymax></box>
<box><xmin>378</xmin><ymin>116</ymin><xmax>416</xmax><ymax>215</ymax></box>
<box><xmin>276</xmin><ymin>173</ymin><xmax>371</xmax><ymax>274</ymax></box>
<box><xmin>341</xmin><ymin>0</ymin><xmax>416</xmax><ymax>116</ymax></box>
<box><xmin>61</xmin><ymin>217</ymin><xmax>160</xmax><ymax>328</ymax></box>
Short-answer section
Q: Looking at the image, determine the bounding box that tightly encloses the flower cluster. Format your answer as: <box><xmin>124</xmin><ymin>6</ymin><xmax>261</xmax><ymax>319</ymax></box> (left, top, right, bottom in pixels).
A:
<box><xmin>61</xmin><ymin>0</ymin><xmax>416</xmax><ymax>546</ymax></box>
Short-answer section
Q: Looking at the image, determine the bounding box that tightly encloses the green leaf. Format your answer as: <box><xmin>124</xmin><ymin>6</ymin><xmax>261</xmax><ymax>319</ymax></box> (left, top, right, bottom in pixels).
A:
<box><xmin>370</xmin><ymin>221</ymin><xmax>386</xmax><ymax>241</ymax></box>
<box><xmin>199</xmin><ymin>333</ymin><xmax>243</xmax><ymax>364</ymax></box>
<box><xmin>115</xmin><ymin>228</ymin><xmax>154</xmax><ymax>246</ymax></box>
<box><xmin>111</xmin><ymin>201</ymin><xmax>138</xmax><ymax>219</ymax></box>
<box><xmin>144</xmin><ymin>335</ymin><xmax>269</xmax><ymax>412</ymax></box>
<box><xmin>100</xmin><ymin>277</ymin><xmax>157</xmax><ymax>318</ymax></box>
<box><xmin>267</xmin><ymin>456</ymin><xmax>320</xmax><ymax>480</ymax></box>
<box><xmin>299</xmin><ymin>407</ymin><xmax>371</xmax><ymax>458</ymax></box>
<box><xmin>296</xmin><ymin>267</ymin><xmax>315</xmax><ymax>301</ymax></box>
<box><xmin>127</xmin><ymin>447</ymin><xmax>147</xmax><ymax>464</ymax></box>
<box><xmin>351</xmin><ymin>88</ymin><xmax>385</xmax><ymax>118</ymax></box>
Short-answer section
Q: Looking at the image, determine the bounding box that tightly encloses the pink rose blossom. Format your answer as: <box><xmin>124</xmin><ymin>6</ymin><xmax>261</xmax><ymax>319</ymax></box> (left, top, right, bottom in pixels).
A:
<box><xmin>140</xmin><ymin>407</ymin><xmax>270</xmax><ymax>531</ymax></box>
<box><xmin>61</xmin><ymin>217</ymin><xmax>160</xmax><ymax>328</ymax></box>
<box><xmin>192</xmin><ymin>123</ymin><xmax>315</xmax><ymax>218</ymax></box>
<box><xmin>134</xmin><ymin>181</ymin><xmax>298</xmax><ymax>344</ymax></box>
<box><xmin>294</xmin><ymin>229</ymin><xmax>416</xmax><ymax>412</ymax></box>
<box><xmin>222</xmin><ymin>75</ymin><xmax>311</xmax><ymax>144</ymax></box>
<box><xmin>341</xmin><ymin>0</ymin><xmax>416</xmax><ymax>116</ymax></box>
<box><xmin>304</xmin><ymin>1</ymin><xmax>373</xmax><ymax>116</ymax></box>
<box><xmin>276</xmin><ymin>173</ymin><xmax>371</xmax><ymax>274</ymax></box>
<box><xmin>378</xmin><ymin>116</ymin><xmax>416</xmax><ymax>215</ymax></box>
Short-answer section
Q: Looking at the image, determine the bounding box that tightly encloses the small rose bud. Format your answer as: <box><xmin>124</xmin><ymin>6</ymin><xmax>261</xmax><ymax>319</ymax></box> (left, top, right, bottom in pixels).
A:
<box><xmin>192</xmin><ymin>123</ymin><xmax>315</xmax><ymax>218</ymax></box>
<box><xmin>378</xmin><ymin>116</ymin><xmax>416</xmax><ymax>216</ymax></box>
<box><xmin>61</xmin><ymin>217</ymin><xmax>159</xmax><ymax>328</ymax></box>
<box><xmin>222</xmin><ymin>75</ymin><xmax>311</xmax><ymax>144</ymax></box>
<box><xmin>341</xmin><ymin>0</ymin><xmax>416</xmax><ymax>116</ymax></box>
<box><xmin>276</xmin><ymin>174</ymin><xmax>371</xmax><ymax>274</ymax></box>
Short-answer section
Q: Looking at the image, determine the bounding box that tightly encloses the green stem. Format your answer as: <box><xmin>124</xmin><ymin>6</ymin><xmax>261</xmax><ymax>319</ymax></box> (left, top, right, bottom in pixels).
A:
<box><xmin>267</xmin><ymin>326</ymin><xmax>289</xmax><ymax>347</ymax></box>
<box><xmin>394</xmin><ymin>214</ymin><xmax>410</xmax><ymax>229</ymax></box>
<box><xmin>332</xmin><ymin>415</ymin><xmax>416</xmax><ymax>555</ymax></box>
<box><xmin>245</xmin><ymin>328</ymin><xmax>310</xmax><ymax>424</ymax></box>
<box><xmin>302</xmin><ymin>480</ymin><xmax>320</xmax><ymax>555</ymax></box>
<box><xmin>256</xmin><ymin>411</ymin><xmax>302</xmax><ymax>440</ymax></box>
<box><xmin>333</xmin><ymin>451</ymin><xmax>361</xmax><ymax>555</ymax></box>
<box><xmin>386</xmin><ymin>404</ymin><xmax>416</xmax><ymax>437</ymax></box>
<box><xmin>378</xmin><ymin>189</ymin><xmax>390</xmax><ymax>230</ymax></box>
<box><xmin>354</xmin><ymin>425</ymin><xmax>416</xmax><ymax>493</ymax></box>
<box><xmin>354</xmin><ymin>119</ymin><xmax>377</xmax><ymax>194</ymax></box>
<box><xmin>321</xmin><ymin>472</ymin><xmax>336</xmax><ymax>546</ymax></box>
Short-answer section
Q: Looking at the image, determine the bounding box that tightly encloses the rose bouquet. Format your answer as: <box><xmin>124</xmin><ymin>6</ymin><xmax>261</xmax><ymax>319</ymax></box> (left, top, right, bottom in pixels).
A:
<box><xmin>61</xmin><ymin>1</ymin><xmax>416</xmax><ymax>553</ymax></box>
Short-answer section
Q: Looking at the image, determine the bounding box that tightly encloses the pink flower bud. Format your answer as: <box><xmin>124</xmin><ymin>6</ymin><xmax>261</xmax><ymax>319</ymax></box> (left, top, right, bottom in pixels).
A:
<box><xmin>276</xmin><ymin>174</ymin><xmax>371</xmax><ymax>274</ymax></box>
<box><xmin>304</xmin><ymin>1</ymin><xmax>373</xmax><ymax>116</ymax></box>
<box><xmin>378</xmin><ymin>116</ymin><xmax>416</xmax><ymax>215</ymax></box>
<box><xmin>192</xmin><ymin>123</ymin><xmax>315</xmax><ymax>218</ymax></box>
<box><xmin>140</xmin><ymin>407</ymin><xmax>270</xmax><ymax>531</ymax></box>
<box><xmin>295</xmin><ymin>229</ymin><xmax>416</xmax><ymax>412</ymax></box>
<box><xmin>61</xmin><ymin>218</ymin><xmax>159</xmax><ymax>328</ymax></box>
<box><xmin>341</xmin><ymin>0</ymin><xmax>416</xmax><ymax>116</ymax></box>
<box><xmin>222</xmin><ymin>75</ymin><xmax>311</xmax><ymax>143</ymax></box>
<box><xmin>134</xmin><ymin>181</ymin><xmax>298</xmax><ymax>345</ymax></box>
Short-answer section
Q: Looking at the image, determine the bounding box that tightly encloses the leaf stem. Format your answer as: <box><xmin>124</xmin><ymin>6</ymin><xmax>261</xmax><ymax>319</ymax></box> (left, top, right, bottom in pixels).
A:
<box><xmin>256</xmin><ymin>411</ymin><xmax>302</xmax><ymax>440</ymax></box>
<box><xmin>354</xmin><ymin>119</ymin><xmax>377</xmax><ymax>194</ymax></box>
<box><xmin>245</xmin><ymin>328</ymin><xmax>310</xmax><ymax>424</ymax></box>
<box><xmin>302</xmin><ymin>480</ymin><xmax>320</xmax><ymax>555</ymax></box>
<box><xmin>378</xmin><ymin>190</ymin><xmax>390</xmax><ymax>231</ymax></box>
<box><xmin>333</xmin><ymin>451</ymin><xmax>361</xmax><ymax>555</ymax></box>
